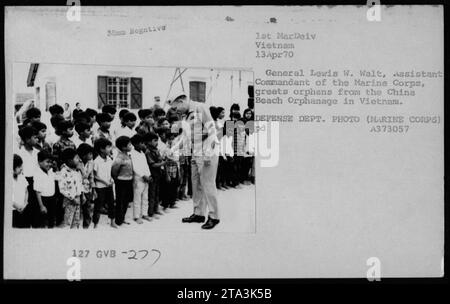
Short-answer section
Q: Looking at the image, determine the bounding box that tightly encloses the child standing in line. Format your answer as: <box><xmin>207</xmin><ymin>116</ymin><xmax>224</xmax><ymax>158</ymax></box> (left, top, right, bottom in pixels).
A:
<box><xmin>242</xmin><ymin>108</ymin><xmax>255</xmax><ymax>185</ymax></box>
<box><xmin>92</xmin><ymin>138</ymin><xmax>116</xmax><ymax>228</ymax></box>
<box><xmin>52</xmin><ymin>120</ymin><xmax>76</xmax><ymax>168</ymax></box>
<box><xmin>112</xmin><ymin>109</ymin><xmax>130</xmax><ymax>141</ymax></box>
<box><xmin>16</xmin><ymin>126</ymin><xmax>40</xmax><ymax>228</ymax></box>
<box><xmin>31</xmin><ymin>121</ymin><xmax>52</xmax><ymax>154</ymax></box>
<box><xmin>77</xmin><ymin>143</ymin><xmax>96</xmax><ymax>229</ymax></box>
<box><xmin>136</xmin><ymin>109</ymin><xmax>154</xmax><ymax>135</ymax></box>
<box><xmin>33</xmin><ymin>151</ymin><xmax>57</xmax><ymax>228</ymax></box>
<box><xmin>93</xmin><ymin>113</ymin><xmax>114</xmax><ymax>143</ymax></box>
<box><xmin>116</xmin><ymin>112</ymin><xmax>137</xmax><ymax>138</ymax></box>
<box><xmin>163</xmin><ymin>130</ymin><xmax>181</xmax><ymax>210</ymax></box>
<box><xmin>111</xmin><ymin>136</ymin><xmax>134</xmax><ymax>226</ymax></box>
<box><xmin>52</xmin><ymin>120</ymin><xmax>77</xmax><ymax>227</ymax></box>
<box><xmin>13</xmin><ymin>154</ymin><xmax>30</xmax><ymax>228</ymax></box>
<box><xmin>73</xmin><ymin>122</ymin><xmax>93</xmax><ymax>148</ymax></box>
<box><xmin>47</xmin><ymin>114</ymin><xmax>64</xmax><ymax>148</ymax></box>
<box><xmin>231</xmin><ymin>112</ymin><xmax>245</xmax><ymax>188</ymax></box>
<box><xmin>178</xmin><ymin>119</ymin><xmax>192</xmax><ymax>200</ymax></box>
<box><xmin>130</xmin><ymin>134</ymin><xmax>152</xmax><ymax>224</ymax></box>
<box><xmin>25</xmin><ymin>107</ymin><xmax>42</xmax><ymax>124</ymax></box>
<box><xmin>157</xmin><ymin>117</ymin><xmax>171</xmax><ymax>131</ymax></box>
<box><xmin>153</xmin><ymin>108</ymin><xmax>166</xmax><ymax>124</ymax></box>
<box><xmin>156</xmin><ymin>128</ymin><xmax>170</xmax><ymax>211</ymax></box>
<box><xmin>58</xmin><ymin>148</ymin><xmax>83</xmax><ymax>229</ymax></box>
<box><xmin>144</xmin><ymin>132</ymin><xmax>165</xmax><ymax>219</ymax></box>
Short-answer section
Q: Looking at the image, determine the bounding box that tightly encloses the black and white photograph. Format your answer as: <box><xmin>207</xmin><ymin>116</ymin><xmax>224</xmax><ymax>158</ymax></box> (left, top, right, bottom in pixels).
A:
<box><xmin>11</xmin><ymin>63</ymin><xmax>256</xmax><ymax>232</ymax></box>
<box><xmin>3</xmin><ymin>5</ymin><xmax>445</xmax><ymax>281</ymax></box>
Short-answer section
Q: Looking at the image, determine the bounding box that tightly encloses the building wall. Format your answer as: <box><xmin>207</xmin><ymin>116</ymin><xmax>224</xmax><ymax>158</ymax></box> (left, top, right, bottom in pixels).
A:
<box><xmin>32</xmin><ymin>64</ymin><xmax>253</xmax><ymax>115</ymax></box>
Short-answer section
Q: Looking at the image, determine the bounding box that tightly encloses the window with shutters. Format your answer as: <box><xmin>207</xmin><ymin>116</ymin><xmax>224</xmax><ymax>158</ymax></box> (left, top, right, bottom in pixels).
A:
<box><xmin>106</xmin><ymin>77</ymin><xmax>129</xmax><ymax>108</ymax></box>
<box><xmin>189</xmin><ymin>81</ymin><xmax>206</xmax><ymax>103</ymax></box>
<box><xmin>98</xmin><ymin>76</ymin><xmax>142</xmax><ymax>109</ymax></box>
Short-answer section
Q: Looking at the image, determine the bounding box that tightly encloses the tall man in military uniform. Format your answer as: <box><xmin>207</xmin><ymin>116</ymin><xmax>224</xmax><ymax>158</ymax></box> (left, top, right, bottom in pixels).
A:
<box><xmin>170</xmin><ymin>94</ymin><xmax>220</xmax><ymax>230</ymax></box>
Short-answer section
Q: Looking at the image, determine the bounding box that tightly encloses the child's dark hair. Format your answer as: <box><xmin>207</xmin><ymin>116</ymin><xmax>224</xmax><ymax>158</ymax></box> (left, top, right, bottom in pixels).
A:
<box><xmin>115</xmin><ymin>136</ymin><xmax>131</xmax><ymax>151</ymax></box>
<box><xmin>119</xmin><ymin>109</ymin><xmax>130</xmax><ymax>120</ymax></box>
<box><xmin>123</xmin><ymin>112</ymin><xmax>137</xmax><ymax>123</ymax></box>
<box><xmin>157</xmin><ymin>117</ymin><xmax>168</xmax><ymax>127</ymax></box>
<box><xmin>231</xmin><ymin>112</ymin><xmax>241</xmax><ymax>120</ymax></box>
<box><xmin>21</xmin><ymin>118</ymin><xmax>32</xmax><ymax>128</ymax></box>
<box><xmin>31</xmin><ymin>121</ymin><xmax>47</xmax><ymax>132</ymax></box>
<box><xmin>75</xmin><ymin>122</ymin><xmax>90</xmax><ymax>134</ymax></box>
<box><xmin>243</xmin><ymin>108</ymin><xmax>254</xmax><ymax>121</ymax></box>
<box><xmin>138</xmin><ymin>109</ymin><xmax>152</xmax><ymax>120</ymax></box>
<box><xmin>168</xmin><ymin>115</ymin><xmax>179</xmax><ymax>125</ymax></box>
<box><xmin>96</xmin><ymin>112</ymin><xmax>113</xmax><ymax>124</ymax></box>
<box><xmin>156</xmin><ymin>127</ymin><xmax>169</xmax><ymax>137</ymax></box>
<box><xmin>168</xmin><ymin>131</ymin><xmax>177</xmax><ymax>139</ymax></box>
<box><xmin>13</xmin><ymin>154</ymin><xmax>23</xmax><ymax>170</ymax></box>
<box><xmin>25</xmin><ymin>107</ymin><xmax>41</xmax><ymax>119</ymax></box>
<box><xmin>77</xmin><ymin>143</ymin><xmax>94</xmax><ymax>158</ymax></box>
<box><xmin>50</xmin><ymin>114</ymin><xmax>65</xmax><ymax>129</ymax></box>
<box><xmin>209</xmin><ymin>106</ymin><xmax>219</xmax><ymax>121</ymax></box>
<box><xmin>49</xmin><ymin>104</ymin><xmax>64</xmax><ymax>116</ymax></box>
<box><xmin>143</xmin><ymin>131</ymin><xmax>158</xmax><ymax>143</ymax></box>
<box><xmin>94</xmin><ymin>137</ymin><xmax>112</xmax><ymax>153</ymax></box>
<box><xmin>18</xmin><ymin>126</ymin><xmax>38</xmax><ymax>141</ymax></box>
<box><xmin>74</xmin><ymin>111</ymin><xmax>90</xmax><ymax>124</ymax></box>
<box><xmin>230</xmin><ymin>103</ymin><xmax>240</xmax><ymax>112</ymax></box>
<box><xmin>130</xmin><ymin>134</ymin><xmax>144</xmax><ymax>146</ymax></box>
<box><xmin>55</xmin><ymin>120</ymin><xmax>74</xmax><ymax>136</ymax></box>
<box><xmin>153</xmin><ymin>108</ymin><xmax>166</xmax><ymax>118</ymax></box>
<box><xmin>85</xmin><ymin>108</ymin><xmax>98</xmax><ymax>119</ymax></box>
<box><xmin>61</xmin><ymin>148</ymin><xmax>78</xmax><ymax>165</ymax></box>
<box><xmin>102</xmin><ymin>105</ymin><xmax>117</xmax><ymax>115</ymax></box>
<box><xmin>38</xmin><ymin>150</ymin><xmax>53</xmax><ymax>163</ymax></box>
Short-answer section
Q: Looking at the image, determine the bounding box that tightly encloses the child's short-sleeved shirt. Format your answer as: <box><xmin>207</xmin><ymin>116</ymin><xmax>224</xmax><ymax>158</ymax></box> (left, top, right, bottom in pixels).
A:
<box><xmin>111</xmin><ymin>151</ymin><xmax>133</xmax><ymax>181</ymax></box>
<box><xmin>16</xmin><ymin>146</ymin><xmax>39</xmax><ymax>178</ymax></box>
<box><xmin>93</xmin><ymin>155</ymin><xmax>113</xmax><ymax>188</ymax></box>
<box><xmin>130</xmin><ymin>149</ymin><xmax>151</xmax><ymax>178</ymax></box>
<box><xmin>53</xmin><ymin>138</ymin><xmax>76</xmax><ymax>156</ymax></box>
<box><xmin>81</xmin><ymin>160</ymin><xmax>95</xmax><ymax>193</ymax></box>
<box><xmin>58</xmin><ymin>164</ymin><xmax>83</xmax><ymax>200</ymax></box>
<box><xmin>33</xmin><ymin>167</ymin><xmax>56</xmax><ymax>197</ymax></box>
<box><xmin>145</xmin><ymin>147</ymin><xmax>163</xmax><ymax>178</ymax></box>
<box><xmin>13</xmin><ymin>174</ymin><xmax>28</xmax><ymax>211</ymax></box>
<box><xmin>52</xmin><ymin>138</ymin><xmax>76</xmax><ymax>168</ymax></box>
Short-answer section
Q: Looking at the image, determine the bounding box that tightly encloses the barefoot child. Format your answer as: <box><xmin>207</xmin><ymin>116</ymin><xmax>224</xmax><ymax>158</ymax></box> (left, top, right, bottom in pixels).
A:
<box><xmin>92</xmin><ymin>138</ymin><xmax>116</xmax><ymax>228</ymax></box>
<box><xmin>33</xmin><ymin>151</ymin><xmax>57</xmax><ymax>228</ymax></box>
<box><xmin>58</xmin><ymin>148</ymin><xmax>83</xmax><ymax>229</ymax></box>
<box><xmin>77</xmin><ymin>143</ymin><xmax>96</xmax><ymax>228</ymax></box>
<box><xmin>111</xmin><ymin>136</ymin><xmax>134</xmax><ymax>226</ymax></box>
<box><xmin>130</xmin><ymin>134</ymin><xmax>152</xmax><ymax>224</ymax></box>
<box><xmin>144</xmin><ymin>132</ymin><xmax>165</xmax><ymax>219</ymax></box>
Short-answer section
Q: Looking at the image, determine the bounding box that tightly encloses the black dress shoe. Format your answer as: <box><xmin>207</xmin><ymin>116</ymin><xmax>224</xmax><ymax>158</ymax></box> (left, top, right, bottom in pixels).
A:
<box><xmin>201</xmin><ymin>217</ymin><xmax>220</xmax><ymax>229</ymax></box>
<box><xmin>182</xmin><ymin>214</ymin><xmax>206</xmax><ymax>223</ymax></box>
